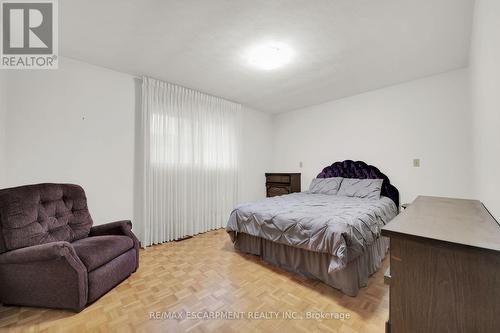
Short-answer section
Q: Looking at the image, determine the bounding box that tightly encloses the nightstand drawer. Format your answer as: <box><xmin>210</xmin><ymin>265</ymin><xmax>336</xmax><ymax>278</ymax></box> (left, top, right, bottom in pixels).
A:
<box><xmin>267</xmin><ymin>186</ymin><xmax>290</xmax><ymax>197</ymax></box>
<box><xmin>266</xmin><ymin>174</ymin><xmax>290</xmax><ymax>183</ymax></box>
<box><xmin>265</xmin><ymin>173</ymin><xmax>301</xmax><ymax>198</ymax></box>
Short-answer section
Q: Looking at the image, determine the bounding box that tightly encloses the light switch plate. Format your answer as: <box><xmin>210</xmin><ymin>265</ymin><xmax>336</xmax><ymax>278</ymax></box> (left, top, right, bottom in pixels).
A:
<box><xmin>413</xmin><ymin>158</ymin><xmax>420</xmax><ymax>167</ymax></box>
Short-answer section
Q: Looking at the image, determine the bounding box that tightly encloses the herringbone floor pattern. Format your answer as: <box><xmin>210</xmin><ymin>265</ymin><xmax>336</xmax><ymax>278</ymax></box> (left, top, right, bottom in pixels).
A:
<box><xmin>0</xmin><ymin>229</ymin><xmax>389</xmax><ymax>333</ymax></box>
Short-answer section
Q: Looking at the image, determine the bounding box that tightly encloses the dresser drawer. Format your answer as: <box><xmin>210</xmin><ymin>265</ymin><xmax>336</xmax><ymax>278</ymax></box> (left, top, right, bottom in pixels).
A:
<box><xmin>267</xmin><ymin>186</ymin><xmax>290</xmax><ymax>197</ymax></box>
<box><xmin>265</xmin><ymin>173</ymin><xmax>301</xmax><ymax>198</ymax></box>
<box><xmin>266</xmin><ymin>174</ymin><xmax>290</xmax><ymax>183</ymax></box>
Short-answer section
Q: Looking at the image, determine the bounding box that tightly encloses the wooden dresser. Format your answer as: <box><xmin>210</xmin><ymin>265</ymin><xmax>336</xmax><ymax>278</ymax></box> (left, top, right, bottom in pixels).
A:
<box><xmin>381</xmin><ymin>196</ymin><xmax>500</xmax><ymax>333</ymax></box>
<box><xmin>265</xmin><ymin>173</ymin><xmax>301</xmax><ymax>197</ymax></box>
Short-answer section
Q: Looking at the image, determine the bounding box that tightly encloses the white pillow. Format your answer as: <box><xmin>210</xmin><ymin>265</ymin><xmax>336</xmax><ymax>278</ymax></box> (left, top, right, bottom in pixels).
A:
<box><xmin>309</xmin><ymin>177</ymin><xmax>343</xmax><ymax>195</ymax></box>
<box><xmin>337</xmin><ymin>178</ymin><xmax>383</xmax><ymax>199</ymax></box>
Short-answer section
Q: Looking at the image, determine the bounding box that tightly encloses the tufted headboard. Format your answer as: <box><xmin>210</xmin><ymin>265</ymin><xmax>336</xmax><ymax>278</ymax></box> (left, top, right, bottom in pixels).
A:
<box><xmin>317</xmin><ymin>160</ymin><xmax>399</xmax><ymax>208</ymax></box>
<box><xmin>0</xmin><ymin>183</ymin><xmax>93</xmax><ymax>253</ymax></box>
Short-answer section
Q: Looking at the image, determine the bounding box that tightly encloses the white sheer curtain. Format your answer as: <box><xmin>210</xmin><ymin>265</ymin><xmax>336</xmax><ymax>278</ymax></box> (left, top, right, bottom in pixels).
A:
<box><xmin>139</xmin><ymin>77</ymin><xmax>241</xmax><ymax>246</ymax></box>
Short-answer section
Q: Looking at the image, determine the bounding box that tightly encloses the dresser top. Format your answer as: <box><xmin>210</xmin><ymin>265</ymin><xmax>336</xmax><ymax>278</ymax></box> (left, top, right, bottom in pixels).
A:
<box><xmin>382</xmin><ymin>196</ymin><xmax>500</xmax><ymax>252</ymax></box>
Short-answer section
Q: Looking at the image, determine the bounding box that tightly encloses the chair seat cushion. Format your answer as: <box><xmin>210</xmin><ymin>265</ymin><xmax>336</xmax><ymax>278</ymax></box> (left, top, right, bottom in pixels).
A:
<box><xmin>72</xmin><ymin>235</ymin><xmax>134</xmax><ymax>272</ymax></box>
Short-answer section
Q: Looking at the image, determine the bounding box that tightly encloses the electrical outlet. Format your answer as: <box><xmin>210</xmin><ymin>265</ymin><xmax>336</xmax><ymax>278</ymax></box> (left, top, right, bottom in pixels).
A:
<box><xmin>413</xmin><ymin>158</ymin><xmax>420</xmax><ymax>167</ymax></box>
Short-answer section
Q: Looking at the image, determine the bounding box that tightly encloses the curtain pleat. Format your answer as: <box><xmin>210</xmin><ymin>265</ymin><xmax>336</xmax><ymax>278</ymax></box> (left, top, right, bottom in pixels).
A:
<box><xmin>140</xmin><ymin>77</ymin><xmax>241</xmax><ymax>247</ymax></box>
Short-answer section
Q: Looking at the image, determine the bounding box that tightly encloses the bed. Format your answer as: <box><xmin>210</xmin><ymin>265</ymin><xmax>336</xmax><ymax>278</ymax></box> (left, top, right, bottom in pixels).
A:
<box><xmin>226</xmin><ymin>160</ymin><xmax>399</xmax><ymax>296</ymax></box>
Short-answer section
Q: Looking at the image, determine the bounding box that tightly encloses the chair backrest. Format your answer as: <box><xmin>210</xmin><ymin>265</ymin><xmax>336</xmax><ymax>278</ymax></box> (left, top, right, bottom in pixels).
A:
<box><xmin>0</xmin><ymin>183</ymin><xmax>93</xmax><ymax>253</ymax></box>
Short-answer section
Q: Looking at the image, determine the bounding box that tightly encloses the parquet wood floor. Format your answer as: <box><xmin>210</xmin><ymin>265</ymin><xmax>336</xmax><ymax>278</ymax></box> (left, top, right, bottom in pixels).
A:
<box><xmin>0</xmin><ymin>229</ymin><xmax>389</xmax><ymax>333</ymax></box>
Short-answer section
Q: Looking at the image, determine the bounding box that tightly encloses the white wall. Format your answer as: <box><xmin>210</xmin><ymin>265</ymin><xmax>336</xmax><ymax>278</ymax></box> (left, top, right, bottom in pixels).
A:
<box><xmin>239</xmin><ymin>107</ymin><xmax>273</xmax><ymax>203</ymax></box>
<box><xmin>2</xmin><ymin>56</ymin><xmax>484</xmax><ymax>221</ymax></box>
<box><xmin>0</xmin><ymin>73</ymin><xmax>6</xmax><ymax>186</ymax></box>
<box><xmin>2</xmin><ymin>57</ymin><xmax>273</xmax><ymax>226</ymax></box>
<box><xmin>4</xmin><ymin>58</ymin><xmax>136</xmax><ymax>225</ymax></box>
<box><xmin>470</xmin><ymin>0</ymin><xmax>500</xmax><ymax>219</ymax></box>
<box><xmin>272</xmin><ymin>69</ymin><xmax>474</xmax><ymax>205</ymax></box>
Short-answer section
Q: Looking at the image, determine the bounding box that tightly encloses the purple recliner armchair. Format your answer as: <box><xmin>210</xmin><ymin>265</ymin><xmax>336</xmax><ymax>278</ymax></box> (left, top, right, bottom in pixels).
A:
<box><xmin>0</xmin><ymin>183</ymin><xmax>139</xmax><ymax>312</ymax></box>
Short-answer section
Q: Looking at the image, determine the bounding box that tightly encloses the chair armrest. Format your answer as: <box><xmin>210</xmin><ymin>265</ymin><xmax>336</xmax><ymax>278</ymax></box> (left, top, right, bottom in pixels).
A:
<box><xmin>90</xmin><ymin>220</ymin><xmax>140</xmax><ymax>249</ymax></box>
<box><xmin>89</xmin><ymin>220</ymin><xmax>133</xmax><ymax>237</ymax></box>
<box><xmin>0</xmin><ymin>241</ymin><xmax>88</xmax><ymax>312</ymax></box>
<box><xmin>0</xmin><ymin>241</ymin><xmax>80</xmax><ymax>265</ymax></box>
<box><xmin>90</xmin><ymin>220</ymin><xmax>140</xmax><ymax>271</ymax></box>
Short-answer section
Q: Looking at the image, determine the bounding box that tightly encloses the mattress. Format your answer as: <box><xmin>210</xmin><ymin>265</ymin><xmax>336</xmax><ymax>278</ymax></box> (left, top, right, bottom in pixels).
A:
<box><xmin>226</xmin><ymin>192</ymin><xmax>397</xmax><ymax>272</ymax></box>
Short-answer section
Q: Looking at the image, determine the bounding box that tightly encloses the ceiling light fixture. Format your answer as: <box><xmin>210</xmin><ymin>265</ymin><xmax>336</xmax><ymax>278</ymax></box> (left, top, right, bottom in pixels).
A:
<box><xmin>245</xmin><ymin>42</ymin><xmax>293</xmax><ymax>70</ymax></box>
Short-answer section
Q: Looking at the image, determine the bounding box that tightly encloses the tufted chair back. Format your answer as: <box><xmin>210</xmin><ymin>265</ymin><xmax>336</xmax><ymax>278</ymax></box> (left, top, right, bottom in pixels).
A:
<box><xmin>0</xmin><ymin>183</ymin><xmax>93</xmax><ymax>253</ymax></box>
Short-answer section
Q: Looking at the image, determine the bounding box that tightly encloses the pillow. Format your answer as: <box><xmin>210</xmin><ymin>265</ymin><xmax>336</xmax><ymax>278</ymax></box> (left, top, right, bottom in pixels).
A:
<box><xmin>309</xmin><ymin>177</ymin><xmax>343</xmax><ymax>195</ymax></box>
<box><xmin>337</xmin><ymin>178</ymin><xmax>383</xmax><ymax>200</ymax></box>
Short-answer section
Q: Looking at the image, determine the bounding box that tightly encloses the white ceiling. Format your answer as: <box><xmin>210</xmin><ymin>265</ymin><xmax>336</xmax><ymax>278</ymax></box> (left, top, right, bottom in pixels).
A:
<box><xmin>61</xmin><ymin>0</ymin><xmax>475</xmax><ymax>113</ymax></box>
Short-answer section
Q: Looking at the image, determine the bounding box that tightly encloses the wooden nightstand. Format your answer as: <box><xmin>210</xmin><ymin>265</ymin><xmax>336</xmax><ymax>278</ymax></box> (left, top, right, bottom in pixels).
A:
<box><xmin>265</xmin><ymin>173</ymin><xmax>301</xmax><ymax>197</ymax></box>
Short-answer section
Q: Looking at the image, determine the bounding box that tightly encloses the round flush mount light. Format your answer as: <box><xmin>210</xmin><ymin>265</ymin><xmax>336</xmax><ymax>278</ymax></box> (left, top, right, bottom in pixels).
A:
<box><xmin>245</xmin><ymin>42</ymin><xmax>293</xmax><ymax>70</ymax></box>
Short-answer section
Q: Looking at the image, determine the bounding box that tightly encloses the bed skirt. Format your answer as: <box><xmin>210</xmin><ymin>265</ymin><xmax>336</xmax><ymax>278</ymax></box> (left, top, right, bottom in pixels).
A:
<box><xmin>230</xmin><ymin>232</ymin><xmax>389</xmax><ymax>296</ymax></box>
